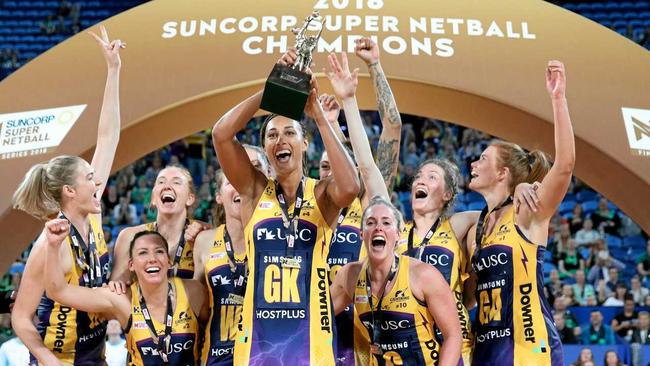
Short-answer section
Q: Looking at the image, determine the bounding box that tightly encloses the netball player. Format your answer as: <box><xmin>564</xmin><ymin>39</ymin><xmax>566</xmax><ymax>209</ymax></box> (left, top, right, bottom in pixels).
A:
<box><xmin>467</xmin><ymin>61</ymin><xmax>574</xmax><ymax>365</ymax></box>
<box><xmin>191</xmin><ymin>151</ymin><xmax>270</xmax><ymax>365</ymax></box>
<box><xmin>211</xmin><ymin>50</ymin><xmax>359</xmax><ymax>364</ymax></box>
<box><xmin>331</xmin><ymin>197</ymin><xmax>462</xmax><ymax>365</ymax></box>
<box><xmin>111</xmin><ymin>165</ymin><xmax>207</xmax><ymax>286</ymax></box>
<box><xmin>11</xmin><ymin>26</ymin><xmax>123</xmax><ymax>366</ymax></box>
<box><xmin>43</xmin><ymin>222</ymin><xmax>206</xmax><ymax>366</ymax></box>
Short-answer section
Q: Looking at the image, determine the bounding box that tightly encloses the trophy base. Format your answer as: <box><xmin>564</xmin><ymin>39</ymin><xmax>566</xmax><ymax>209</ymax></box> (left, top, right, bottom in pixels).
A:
<box><xmin>261</xmin><ymin>64</ymin><xmax>311</xmax><ymax>121</ymax></box>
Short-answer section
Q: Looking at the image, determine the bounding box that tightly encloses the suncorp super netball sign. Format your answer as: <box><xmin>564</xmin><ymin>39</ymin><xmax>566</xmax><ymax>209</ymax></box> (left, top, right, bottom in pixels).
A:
<box><xmin>0</xmin><ymin>105</ymin><xmax>86</xmax><ymax>160</ymax></box>
<box><xmin>160</xmin><ymin>0</ymin><xmax>537</xmax><ymax>58</ymax></box>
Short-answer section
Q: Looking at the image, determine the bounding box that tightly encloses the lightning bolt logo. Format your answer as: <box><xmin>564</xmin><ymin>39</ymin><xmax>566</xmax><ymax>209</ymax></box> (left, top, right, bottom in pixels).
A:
<box><xmin>520</xmin><ymin>245</ymin><xmax>529</xmax><ymax>276</ymax></box>
<box><xmin>418</xmin><ymin>310</ymin><xmax>432</xmax><ymax>337</ymax></box>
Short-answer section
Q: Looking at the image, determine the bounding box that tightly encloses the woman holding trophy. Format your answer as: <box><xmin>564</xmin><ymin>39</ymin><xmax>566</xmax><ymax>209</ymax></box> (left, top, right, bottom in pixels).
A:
<box><xmin>211</xmin><ymin>11</ymin><xmax>360</xmax><ymax>365</ymax></box>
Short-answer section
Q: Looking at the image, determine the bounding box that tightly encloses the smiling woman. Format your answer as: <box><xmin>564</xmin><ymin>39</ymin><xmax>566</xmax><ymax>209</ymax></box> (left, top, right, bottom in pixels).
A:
<box><xmin>110</xmin><ymin>164</ymin><xmax>207</xmax><ymax>284</ymax></box>
<box><xmin>10</xmin><ymin>26</ymin><xmax>123</xmax><ymax>366</ymax></box>
<box><xmin>41</xmin><ymin>223</ymin><xmax>208</xmax><ymax>366</ymax></box>
<box><xmin>211</xmin><ymin>48</ymin><xmax>359</xmax><ymax>365</ymax></box>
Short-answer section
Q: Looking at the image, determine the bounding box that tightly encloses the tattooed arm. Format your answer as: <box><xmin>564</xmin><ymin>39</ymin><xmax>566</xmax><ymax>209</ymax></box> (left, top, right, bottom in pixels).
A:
<box><xmin>354</xmin><ymin>37</ymin><xmax>402</xmax><ymax>194</ymax></box>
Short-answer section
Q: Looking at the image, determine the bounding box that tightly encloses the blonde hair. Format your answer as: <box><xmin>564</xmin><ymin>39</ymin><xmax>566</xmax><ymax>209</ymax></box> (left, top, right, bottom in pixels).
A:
<box><xmin>490</xmin><ymin>140</ymin><xmax>551</xmax><ymax>192</ymax></box>
<box><xmin>12</xmin><ymin>155</ymin><xmax>85</xmax><ymax>220</ymax></box>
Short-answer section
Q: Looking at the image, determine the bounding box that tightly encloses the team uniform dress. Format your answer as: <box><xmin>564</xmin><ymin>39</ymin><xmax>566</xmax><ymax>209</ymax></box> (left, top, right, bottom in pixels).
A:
<box><xmin>327</xmin><ymin>198</ymin><xmax>365</xmax><ymax>366</ymax></box>
<box><xmin>354</xmin><ymin>256</ymin><xmax>441</xmax><ymax>366</ymax></box>
<box><xmin>235</xmin><ymin>178</ymin><xmax>336</xmax><ymax>365</ymax></box>
<box><xmin>202</xmin><ymin>224</ymin><xmax>247</xmax><ymax>366</ymax></box>
<box><xmin>471</xmin><ymin>205</ymin><xmax>563</xmax><ymax>366</ymax></box>
<box><xmin>125</xmin><ymin>277</ymin><xmax>199</xmax><ymax>366</ymax></box>
<box><xmin>145</xmin><ymin>220</ymin><xmax>195</xmax><ymax>279</ymax></box>
<box><xmin>398</xmin><ymin>218</ymin><xmax>474</xmax><ymax>365</ymax></box>
<box><xmin>31</xmin><ymin>214</ymin><xmax>110</xmax><ymax>366</ymax></box>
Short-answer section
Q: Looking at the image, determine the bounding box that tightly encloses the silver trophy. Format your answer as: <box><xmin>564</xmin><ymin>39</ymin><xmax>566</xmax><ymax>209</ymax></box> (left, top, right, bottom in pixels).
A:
<box><xmin>291</xmin><ymin>11</ymin><xmax>324</xmax><ymax>71</ymax></box>
<box><xmin>260</xmin><ymin>10</ymin><xmax>325</xmax><ymax>120</ymax></box>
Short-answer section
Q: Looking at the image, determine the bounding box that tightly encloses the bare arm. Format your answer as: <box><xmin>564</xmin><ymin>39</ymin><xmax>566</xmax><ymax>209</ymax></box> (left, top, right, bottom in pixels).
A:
<box><xmin>308</xmin><ymin>76</ymin><xmax>359</xmax><ymax>220</ymax></box>
<box><xmin>192</xmin><ymin>229</ymin><xmax>215</xmax><ymax>281</ymax></box>
<box><xmin>326</xmin><ymin>52</ymin><xmax>388</xmax><ymax>202</ymax></box>
<box><xmin>462</xmin><ymin>223</ymin><xmax>478</xmax><ymax>309</ymax></box>
<box><xmin>11</xmin><ymin>236</ymin><xmax>61</xmax><ymax>366</ymax></box>
<box><xmin>528</xmin><ymin>62</ymin><xmax>576</xmax><ymax>222</ymax></box>
<box><xmin>88</xmin><ymin>26</ymin><xmax>124</xmax><ymax>198</ymax></box>
<box><xmin>44</xmin><ymin>219</ymin><xmax>126</xmax><ymax>321</ymax></box>
<box><xmin>212</xmin><ymin>91</ymin><xmax>267</xmax><ymax>201</ymax></box>
<box><xmin>413</xmin><ymin>262</ymin><xmax>461</xmax><ymax>366</ymax></box>
<box><xmin>183</xmin><ymin>279</ymin><xmax>209</xmax><ymax>322</ymax></box>
<box><xmin>330</xmin><ymin>262</ymin><xmax>355</xmax><ymax>316</ymax></box>
<box><xmin>109</xmin><ymin>226</ymin><xmax>139</xmax><ymax>284</ymax></box>
<box><xmin>354</xmin><ymin>37</ymin><xmax>401</xmax><ymax>193</ymax></box>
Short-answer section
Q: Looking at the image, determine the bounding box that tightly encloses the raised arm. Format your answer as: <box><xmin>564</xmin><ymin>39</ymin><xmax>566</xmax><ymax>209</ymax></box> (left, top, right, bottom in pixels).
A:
<box><xmin>307</xmin><ymin>76</ymin><xmax>360</xmax><ymax>220</ymax></box>
<box><xmin>530</xmin><ymin>61</ymin><xmax>576</xmax><ymax>221</ymax></box>
<box><xmin>44</xmin><ymin>219</ymin><xmax>127</xmax><ymax>322</ymax></box>
<box><xmin>326</xmin><ymin>52</ymin><xmax>388</xmax><ymax>202</ymax></box>
<box><xmin>212</xmin><ymin>91</ymin><xmax>267</xmax><ymax>200</ymax></box>
<box><xmin>88</xmin><ymin>26</ymin><xmax>124</xmax><ymax>198</ymax></box>
<box><xmin>11</xmin><ymin>237</ymin><xmax>60</xmax><ymax>366</ymax></box>
<box><xmin>413</xmin><ymin>262</ymin><xmax>461</xmax><ymax>366</ymax></box>
<box><xmin>354</xmin><ymin>37</ymin><xmax>401</xmax><ymax>193</ymax></box>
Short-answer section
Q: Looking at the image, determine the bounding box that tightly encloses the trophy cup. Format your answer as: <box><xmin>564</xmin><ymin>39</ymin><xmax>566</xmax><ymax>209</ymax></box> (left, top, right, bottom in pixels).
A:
<box><xmin>260</xmin><ymin>10</ymin><xmax>324</xmax><ymax>121</ymax></box>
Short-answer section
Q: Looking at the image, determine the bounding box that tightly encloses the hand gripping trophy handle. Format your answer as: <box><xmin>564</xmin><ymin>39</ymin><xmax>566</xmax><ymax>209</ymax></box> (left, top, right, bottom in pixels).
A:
<box><xmin>260</xmin><ymin>10</ymin><xmax>324</xmax><ymax>120</ymax></box>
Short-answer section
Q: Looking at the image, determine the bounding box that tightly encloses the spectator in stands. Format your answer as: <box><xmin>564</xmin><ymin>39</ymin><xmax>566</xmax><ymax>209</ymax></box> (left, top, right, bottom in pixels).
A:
<box><xmin>403</xmin><ymin>141</ymin><xmax>421</xmax><ymax>168</ymax></box>
<box><xmin>550</xmin><ymin>221</ymin><xmax>572</xmax><ymax>261</ymax></box>
<box><xmin>554</xmin><ymin>313</ymin><xmax>578</xmax><ymax>344</ymax></box>
<box><xmin>602</xmin><ymin>282</ymin><xmax>628</xmax><ymax>307</ymax></box>
<box><xmin>582</xmin><ymin>310</ymin><xmax>615</xmax><ymax>345</ymax></box>
<box><xmin>636</xmin><ymin>239</ymin><xmax>650</xmax><ymax>281</ymax></box>
<box><xmin>571</xmin><ymin>347</ymin><xmax>594</xmax><ymax>366</ymax></box>
<box><xmin>0</xmin><ymin>334</ymin><xmax>29</xmax><ymax>366</ymax></box>
<box><xmin>611</xmin><ymin>296</ymin><xmax>639</xmax><ymax>341</ymax></box>
<box><xmin>559</xmin><ymin>239</ymin><xmax>584</xmax><ymax>279</ymax></box>
<box><xmin>591</xmin><ymin>198</ymin><xmax>621</xmax><ymax>237</ymax></box>
<box><xmin>104</xmin><ymin>319</ymin><xmax>126</xmax><ymax>366</ymax></box>
<box><xmin>576</xmin><ymin>218</ymin><xmax>601</xmax><ymax>246</ymax></box>
<box><xmin>554</xmin><ymin>296</ymin><xmax>579</xmax><ymax>331</ymax></box>
<box><xmin>606</xmin><ymin>267</ymin><xmax>621</xmax><ymax>293</ymax></box>
<box><xmin>397</xmin><ymin>164</ymin><xmax>416</xmax><ymax>192</ymax></box>
<box><xmin>631</xmin><ymin>311</ymin><xmax>650</xmax><ymax>344</ymax></box>
<box><xmin>184</xmin><ymin>132</ymin><xmax>208</xmax><ymax>187</ymax></box>
<box><xmin>562</xmin><ymin>284</ymin><xmax>579</xmax><ymax>307</ymax></box>
<box><xmin>57</xmin><ymin>0</ymin><xmax>72</xmax><ymax>18</ymax></box>
<box><xmin>0</xmin><ymin>49</ymin><xmax>18</xmax><ymax>70</ymax></box>
<box><xmin>113</xmin><ymin>196</ymin><xmax>138</xmax><ymax>226</ymax></box>
<box><xmin>585</xmin><ymin>238</ymin><xmax>607</xmax><ymax>269</ymax></box>
<box><xmin>421</xmin><ymin>143</ymin><xmax>436</xmax><ymax>162</ymax></box>
<box><xmin>630</xmin><ymin>275</ymin><xmax>650</xmax><ymax>306</ymax></box>
<box><xmin>603</xmin><ymin>350</ymin><xmax>626</xmax><ymax>366</ymax></box>
<box><xmin>570</xmin><ymin>203</ymin><xmax>584</xmax><ymax>234</ymax></box>
<box><xmin>545</xmin><ymin>269</ymin><xmax>563</xmax><ymax>306</ymax></box>
<box><xmin>129</xmin><ymin>176</ymin><xmax>150</xmax><ymax>205</ymax></box>
<box><xmin>573</xmin><ymin>270</ymin><xmax>596</xmax><ymax>306</ymax></box>
<box><xmin>645</xmin><ymin>295</ymin><xmax>650</xmax><ymax>307</ymax></box>
<box><xmin>103</xmin><ymin>185</ymin><xmax>120</xmax><ymax>213</ymax></box>
<box><xmin>40</xmin><ymin>15</ymin><xmax>57</xmax><ymax>35</ymax></box>
<box><xmin>588</xmin><ymin>252</ymin><xmax>624</xmax><ymax>285</ymax></box>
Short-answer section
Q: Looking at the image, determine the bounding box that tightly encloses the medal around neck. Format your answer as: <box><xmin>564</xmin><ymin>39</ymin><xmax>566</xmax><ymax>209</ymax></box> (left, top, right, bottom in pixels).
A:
<box><xmin>260</xmin><ymin>10</ymin><xmax>324</xmax><ymax>120</ymax></box>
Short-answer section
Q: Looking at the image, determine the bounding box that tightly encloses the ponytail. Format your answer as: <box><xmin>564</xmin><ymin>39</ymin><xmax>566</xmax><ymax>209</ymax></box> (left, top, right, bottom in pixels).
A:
<box><xmin>12</xmin><ymin>155</ymin><xmax>84</xmax><ymax>219</ymax></box>
<box><xmin>491</xmin><ymin>141</ymin><xmax>551</xmax><ymax>192</ymax></box>
<box><xmin>526</xmin><ymin>150</ymin><xmax>550</xmax><ymax>185</ymax></box>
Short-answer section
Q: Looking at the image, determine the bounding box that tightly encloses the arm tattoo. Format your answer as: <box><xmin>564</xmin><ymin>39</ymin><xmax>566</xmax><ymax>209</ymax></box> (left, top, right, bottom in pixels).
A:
<box><xmin>370</xmin><ymin>64</ymin><xmax>402</xmax><ymax>127</ymax></box>
<box><xmin>376</xmin><ymin>138</ymin><xmax>399</xmax><ymax>193</ymax></box>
